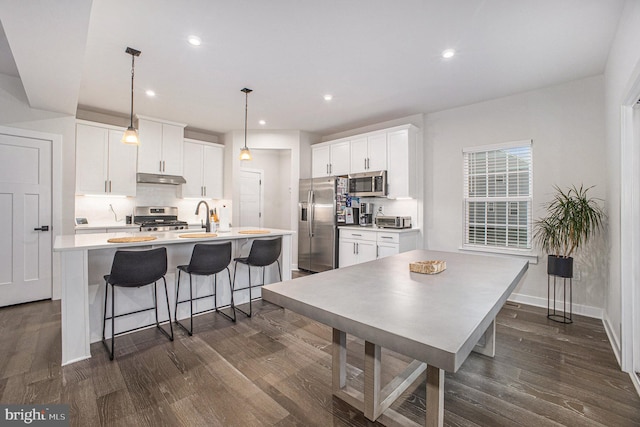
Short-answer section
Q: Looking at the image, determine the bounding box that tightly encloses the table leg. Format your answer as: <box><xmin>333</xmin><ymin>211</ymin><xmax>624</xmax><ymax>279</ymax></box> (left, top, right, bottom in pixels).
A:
<box><xmin>473</xmin><ymin>319</ymin><xmax>496</xmax><ymax>357</ymax></box>
<box><xmin>426</xmin><ymin>365</ymin><xmax>444</xmax><ymax>427</ymax></box>
<box><xmin>332</xmin><ymin>328</ymin><xmax>346</xmax><ymax>391</ymax></box>
<box><xmin>364</xmin><ymin>341</ymin><xmax>381</xmax><ymax>420</ymax></box>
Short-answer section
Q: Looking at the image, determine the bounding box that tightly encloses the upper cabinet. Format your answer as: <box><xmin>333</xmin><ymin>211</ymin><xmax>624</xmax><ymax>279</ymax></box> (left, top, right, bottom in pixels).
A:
<box><xmin>182</xmin><ymin>139</ymin><xmax>224</xmax><ymax>199</ymax></box>
<box><xmin>136</xmin><ymin>116</ymin><xmax>186</xmax><ymax>176</ymax></box>
<box><xmin>312</xmin><ymin>124</ymin><xmax>419</xmax><ymax>198</ymax></box>
<box><xmin>75</xmin><ymin>121</ymin><xmax>137</xmax><ymax>196</ymax></box>
<box><xmin>312</xmin><ymin>140</ymin><xmax>350</xmax><ymax>177</ymax></box>
<box><xmin>350</xmin><ymin>133</ymin><xmax>387</xmax><ymax>173</ymax></box>
<box><xmin>386</xmin><ymin>126</ymin><xmax>418</xmax><ymax>199</ymax></box>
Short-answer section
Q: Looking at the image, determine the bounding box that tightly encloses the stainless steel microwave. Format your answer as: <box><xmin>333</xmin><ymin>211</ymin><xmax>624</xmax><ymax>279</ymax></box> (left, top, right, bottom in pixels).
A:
<box><xmin>348</xmin><ymin>170</ymin><xmax>387</xmax><ymax>197</ymax></box>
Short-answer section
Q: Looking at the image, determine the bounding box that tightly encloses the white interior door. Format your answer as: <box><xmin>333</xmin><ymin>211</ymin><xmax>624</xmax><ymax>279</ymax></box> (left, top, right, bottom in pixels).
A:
<box><xmin>239</xmin><ymin>169</ymin><xmax>263</xmax><ymax>228</ymax></box>
<box><xmin>0</xmin><ymin>132</ymin><xmax>52</xmax><ymax>306</ymax></box>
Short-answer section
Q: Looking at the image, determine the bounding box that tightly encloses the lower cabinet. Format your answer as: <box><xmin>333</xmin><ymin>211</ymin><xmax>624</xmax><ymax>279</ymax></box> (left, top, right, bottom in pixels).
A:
<box><xmin>338</xmin><ymin>228</ymin><xmax>418</xmax><ymax>267</ymax></box>
<box><xmin>339</xmin><ymin>237</ymin><xmax>377</xmax><ymax>268</ymax></box>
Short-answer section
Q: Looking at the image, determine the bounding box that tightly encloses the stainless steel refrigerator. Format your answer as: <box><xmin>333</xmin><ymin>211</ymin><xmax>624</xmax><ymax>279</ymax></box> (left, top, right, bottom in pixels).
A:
<box><xmin>298</xmin><ymin>177</ymin><xmax>347</xmax><ymax>273</ymax></box>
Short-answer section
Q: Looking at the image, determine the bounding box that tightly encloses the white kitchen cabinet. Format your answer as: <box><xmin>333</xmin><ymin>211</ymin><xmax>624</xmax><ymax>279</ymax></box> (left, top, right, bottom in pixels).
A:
<box><xmin>386</xmin><ymin>125</ymin><xmax>418</xmax><ymax>199</ymax></box>
<box><xmin>136</xmin><ymin>116</ymin><xmax>186</xmax><ymax>176</ymax></box>
<box><xmin>338</xmin><ymin>229</ymin><xmax>377</xmax><ymax>267</ymax></box>
<box><xmin>350</xmin><ymin>133</ymin><xmax>387</xmax><ymax>173</ymax></box>
<box><xmin>376</xmin><ymin>230</ymin><xmax>418</xmax><ymax>259</ymax></box>
<box><xmin>339</xmin><ymin>227</ymin><xmax>419</xmax><ymax>266</ymax></box>
<box><xmin>75</xmin><ymin>121</ymin><xmax>137</xmax><ymax>196</ymax></box>
<box><xmin>182</xmin><ymin>139</ymin><xmax>224</xmax><ymax>199</ymax></box>
<box><xmin>312</xmin><ymin>140</ymin><xmax>350</xmax><ymax>177</ymax></box>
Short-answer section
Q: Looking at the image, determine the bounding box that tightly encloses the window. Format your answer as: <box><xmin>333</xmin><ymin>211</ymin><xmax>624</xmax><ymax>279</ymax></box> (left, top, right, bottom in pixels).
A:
<box><xmin>463</xmin><ymin>140</ymin><xmax>532</xmax><ymax>250</ymax></box>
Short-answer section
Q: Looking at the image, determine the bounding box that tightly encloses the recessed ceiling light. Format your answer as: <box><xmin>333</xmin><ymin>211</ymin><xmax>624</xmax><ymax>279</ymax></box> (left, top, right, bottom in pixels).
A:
<box><xmin>442</xmin><ymin>49</ymin><xmax>455</xmax><ymax>59</ymax></box>
<box><xmin>145</xmin><ymin>89</ymin><xmax>156</xmax><ymax>97</ymax></box>
<box><xmin>323</xmin><ymin>94</ymin><xmax>333</xmax><ymax>101</ymax></box>
<box><xmin>258</xmin><ymin>120</ymin><xmax>266</xmax><ymax>125</ymax></box>
<box><xmin>188</xmin><ymin>35</ymin><xmax>202</xmax><ymax>46</ymax></box>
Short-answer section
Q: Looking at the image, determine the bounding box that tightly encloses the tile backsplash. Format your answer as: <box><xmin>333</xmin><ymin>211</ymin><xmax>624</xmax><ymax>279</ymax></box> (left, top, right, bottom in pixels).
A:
<box><xmin>75</xmin><ymin>183</ymin><xmax>230</xmax><ymax>226</ymax></box>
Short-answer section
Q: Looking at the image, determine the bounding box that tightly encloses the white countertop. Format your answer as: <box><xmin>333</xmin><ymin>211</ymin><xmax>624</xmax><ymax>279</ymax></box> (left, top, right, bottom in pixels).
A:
<box><xmin>338</xmin><ymin>225</ymin><xmax>420</xmax><ymax>233</ymax></box>
<box><xmin>55</xmin><ymin>227</ymin><xmax>296</xmax><ymax>251</ymax></box>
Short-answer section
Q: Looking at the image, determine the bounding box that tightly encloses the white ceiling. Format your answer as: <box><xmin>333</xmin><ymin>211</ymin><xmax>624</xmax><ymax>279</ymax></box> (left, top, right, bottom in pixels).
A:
<box><xmin>0</xmin><ymin>0</ymin><xmax>626</xmax><ymax>136</ymax></box>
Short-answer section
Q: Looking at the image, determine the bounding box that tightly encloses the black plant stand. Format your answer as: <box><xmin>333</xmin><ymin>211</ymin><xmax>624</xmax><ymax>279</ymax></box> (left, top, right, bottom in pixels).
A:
<box><xmin>547</xmin><ymin>274</ymin><xmax>572</xmax><ymax>324</ymax></box>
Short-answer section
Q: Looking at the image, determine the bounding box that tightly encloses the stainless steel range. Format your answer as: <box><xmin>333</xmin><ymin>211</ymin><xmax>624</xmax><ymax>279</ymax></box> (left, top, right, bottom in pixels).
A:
<box><xmin>134</xmin><ymin>206</ymin><xmax>189</xmax><ymax>232</ymax></box>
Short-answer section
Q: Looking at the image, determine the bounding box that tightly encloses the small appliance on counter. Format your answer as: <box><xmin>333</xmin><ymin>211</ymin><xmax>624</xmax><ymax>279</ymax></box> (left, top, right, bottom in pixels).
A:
<box><xmin>375</xmin><ymin>216</ymin><xmax>412</xmax><ymax>229</ymax></box>
<box><xmin>134</xmin><ymin>206</ymin><xmax>189</xmax><ymax>231</ymax></box>
<box><xmin>359</xmin><ymin>203</ymin><xmax>374</xmax><ymax>226</ymax></box>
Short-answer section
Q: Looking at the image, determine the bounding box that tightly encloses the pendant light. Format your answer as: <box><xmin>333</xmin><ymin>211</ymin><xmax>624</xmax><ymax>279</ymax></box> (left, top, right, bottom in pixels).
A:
<box><xmin>122</xmin><ymin>47</ymin><xmax>141</xmax><ymax>144</ymax></box>
<box><xmin>239</xmin><ymin>87</ymin><xmax>253</xmax><ymax>160</ymax></box>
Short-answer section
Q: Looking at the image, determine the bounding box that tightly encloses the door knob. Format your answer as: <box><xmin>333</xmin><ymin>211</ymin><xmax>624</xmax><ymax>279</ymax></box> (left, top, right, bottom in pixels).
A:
<box><xmin>34</xmin><ymin>226</ymin><xmax>49</xmax><ymax>231</ymax></box>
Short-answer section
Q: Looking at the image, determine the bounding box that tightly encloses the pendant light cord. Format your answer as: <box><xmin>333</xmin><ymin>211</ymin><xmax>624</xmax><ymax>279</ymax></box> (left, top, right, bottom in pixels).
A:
<box><xmin>130</xmin><ymin>54</ymin><xmax>135</xmax><ymax>128</ymax></box>
<box><xmin>244</xmin><ymin>90</ymin><xmax>248</xmax><ymax>149</ymax></box>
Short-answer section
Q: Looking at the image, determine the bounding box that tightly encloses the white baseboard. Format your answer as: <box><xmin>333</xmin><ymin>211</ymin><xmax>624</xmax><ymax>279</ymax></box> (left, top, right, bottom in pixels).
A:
<box><xmin>630</xmin><ymin>371</ymin><xmax>640</xmax><ymax>398</ymax></box>
<box><xmin>602</xmin><ymin>312</ymin><xmax>622</xmax><ymax>366</ymax></box>
<box><xmin>508</xmin><ymin>292</ymin><xmax>603</xmax><ymax>319</ymax></box>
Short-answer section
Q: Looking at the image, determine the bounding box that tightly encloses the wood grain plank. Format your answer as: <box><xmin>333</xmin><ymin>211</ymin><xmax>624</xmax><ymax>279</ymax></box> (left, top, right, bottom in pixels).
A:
<box><xmin>0</xmin><ymin>298</ymin><xmax>638</xmax><ymax>426</ymax></box>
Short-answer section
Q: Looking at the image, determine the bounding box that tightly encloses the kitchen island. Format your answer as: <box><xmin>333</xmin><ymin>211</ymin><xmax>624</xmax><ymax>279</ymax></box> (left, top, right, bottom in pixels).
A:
<box><xmin>54</xmin><ymin>228</ymin><xmax>294</xmax><ymax>365</ymax></box>
<box><xmin>262</xmin><ymin>249</ymin><xmax>528</xmax><ymax>426</ymax></box>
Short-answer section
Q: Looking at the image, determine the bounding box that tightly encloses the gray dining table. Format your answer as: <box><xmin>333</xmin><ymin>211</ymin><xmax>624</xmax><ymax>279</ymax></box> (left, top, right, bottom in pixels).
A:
<box><xmin>262</xmin><ymin>249</ymin><xmax>528</xmax><ymax>427</ymax></box>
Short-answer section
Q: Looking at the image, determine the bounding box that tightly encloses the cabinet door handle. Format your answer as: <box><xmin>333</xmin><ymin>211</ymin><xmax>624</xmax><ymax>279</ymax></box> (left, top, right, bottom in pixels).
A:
<box><xmin>326</xmin><ymin>164</ymin><xmax>329</xmax><ymax>174</ymax></box>
<box><xmin>376</xmin><ymin>245</ymin><xmax>379</xmax><ymax>258</ymax></box>
<box><xmin>364</xmin><ymin>158</ymin><xmax>367</xmax><ymax>170</ymax></box>
<box><xmin>104</xmin><ymin>180</ymin><xmax>108</xmax><ymax>193</ymax></box>
<box><xmin>204</xmin><ymin>186</ymin><xmax>207</xmax><ymax>197</ymax></box>
<box><xmin>352</xmin><ymin>233</ymin><xmax>361</xmax><ymax>236</ymax></box>
<box><xmin>330</xmin><ymin>164</ymin><xmax>332</xmax><ymax>175</ymax></box>
<box><xmin>159</xmin><ymin>160</ymin><xmax>163</xmax><ymax>172</ymax></box>
<box><xmin>109</xmin><ymin>180</ymin><xmax>112</xmax><ymax>192</ymax></box>
<box><xmin>381</xmin><ymin>236</ymin><xmax>393</xmax><ymax>239</ymax></box>
<box><xmin>356</xmin><ymin>242</ymin><xmax>359</xmax><ymax>254</ymax></box>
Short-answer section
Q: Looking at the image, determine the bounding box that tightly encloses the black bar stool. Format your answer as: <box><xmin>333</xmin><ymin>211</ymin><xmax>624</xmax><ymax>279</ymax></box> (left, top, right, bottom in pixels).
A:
<box><xmin>232</xmin><ymin>237</ymin><xmax>282</xmax><ymax>317</ymax></box>
<box><xmin>175</xmin><ymin>242</ymin><xmax>236</xmax><ymax>335</ymax></box>
<box><xmin>102</xmin><ymin>247</ymin><xmax>173</xmax><ymax>360</ymax></box>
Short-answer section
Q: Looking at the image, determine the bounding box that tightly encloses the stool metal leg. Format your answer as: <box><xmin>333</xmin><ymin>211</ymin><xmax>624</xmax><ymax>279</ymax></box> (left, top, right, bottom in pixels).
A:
<box><xmin>102</xmin><ymin>280</ymin><xmax>108</xmax><ymax>343</ymax></box>
<box><xmin>174</xmin><ymin>270</ymin><xmax>182</xmax><ymax>326</ymax></box>
<box><xmin>162</xmin><ymin>277</ymin><xmax>174</xmax><ymax>340</ymax></box>
<box><xmin>175</xmin><ymin>271</ymin><xmax>194</xmax><ymax>336</ymax></box>
<box><xmin>100</xmin><ymin>283</ymin><xmax>116</xmax><ymax>360</ymax></box>
<box><xmin>234</xmin><ymin>262</ymin><xmax>253</xmax><ymax>318</ymax></box>
<box><xmin>223</xmin><ymin>267</ymin><xmax>236</xmax><ymax>322</ymax></box>
<box><xmin>153</xmin><ymin>282</ymin><xmax>159</xmax><ymax>326</ymax></box>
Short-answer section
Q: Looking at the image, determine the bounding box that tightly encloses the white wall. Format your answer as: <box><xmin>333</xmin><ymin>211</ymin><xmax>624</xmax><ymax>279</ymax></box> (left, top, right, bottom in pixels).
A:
<box><xmin>246</xmin><ymin>148</ymin><xmax>292</xmax><ymax>230</ymax></box>
<box><xmin>603</xmin><ymin>0</ymin><xmax>640</xmax><ymax>363</ymax></box>
<box><xmin>425</xmin><ymin>76</ymin><xmax>607</xmax><ymax>314</ymax></box>
<box><xmin>225</xmin><ymin>129</ymin><xmax>304</xmax><ymax>267</ymax></box>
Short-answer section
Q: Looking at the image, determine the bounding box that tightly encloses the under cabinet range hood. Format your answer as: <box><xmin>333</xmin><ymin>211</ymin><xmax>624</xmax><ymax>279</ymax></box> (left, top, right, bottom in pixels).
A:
<box><xmin>136</xmin><ymin>173</ymin><xmax>186</xmax><ymax>185</ymax></box>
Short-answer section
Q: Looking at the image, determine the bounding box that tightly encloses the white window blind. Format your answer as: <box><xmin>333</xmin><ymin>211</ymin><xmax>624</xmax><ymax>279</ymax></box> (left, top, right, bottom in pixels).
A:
<box><xmin>463</xmin><ymin>140</ymin><xmax>532</xmax><ymax>250</ymax></box>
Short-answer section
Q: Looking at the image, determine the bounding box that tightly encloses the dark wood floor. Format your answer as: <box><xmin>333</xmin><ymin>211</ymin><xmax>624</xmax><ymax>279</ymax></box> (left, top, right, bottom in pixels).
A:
<box><xmin>1</xmin><ymin>289</ymin><xmax>639</xmax><ymax>426</ymax></box>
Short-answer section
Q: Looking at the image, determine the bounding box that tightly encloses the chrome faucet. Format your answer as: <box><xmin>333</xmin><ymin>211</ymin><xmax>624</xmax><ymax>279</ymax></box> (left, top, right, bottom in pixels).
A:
<box><xmin>195</xmin><ymin>201</ymin><xmax>211</xmax><ymax>232</ymax></box>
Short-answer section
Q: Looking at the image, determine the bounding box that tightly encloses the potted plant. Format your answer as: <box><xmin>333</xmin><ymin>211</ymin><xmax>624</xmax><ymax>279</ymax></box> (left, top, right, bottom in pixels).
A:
<box><xmin>533</xmin><ymin>185</ymin><xmax>605</xmax><ymax>278</ymax></box>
